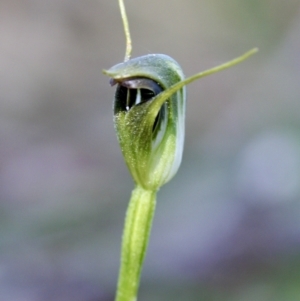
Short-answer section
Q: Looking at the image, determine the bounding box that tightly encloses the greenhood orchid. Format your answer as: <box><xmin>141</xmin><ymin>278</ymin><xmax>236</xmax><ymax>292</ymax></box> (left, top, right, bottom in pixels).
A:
<box><xmin>103</xmin><ymin>1</ymin><xmax>257</xmax><ymax>301</ymax></box>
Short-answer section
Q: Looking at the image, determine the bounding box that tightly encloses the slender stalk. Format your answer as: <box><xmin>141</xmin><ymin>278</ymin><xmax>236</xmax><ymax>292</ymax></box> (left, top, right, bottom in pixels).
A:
<box><xmin>118</xmin><ymin>0</ymin><xmax>132</xmax><ymax>61</ymax></box>
<box><xmin>115</xmin><ymin>185</ymin><xmax>157</xmax><ymax>301</ymax></box>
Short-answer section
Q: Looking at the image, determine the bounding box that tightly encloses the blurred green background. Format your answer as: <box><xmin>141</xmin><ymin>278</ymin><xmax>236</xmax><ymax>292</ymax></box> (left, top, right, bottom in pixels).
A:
<box><xmin>1</xmin><ymin>0</ymin><xmax>300</xmax><ymax>300</ymax></box>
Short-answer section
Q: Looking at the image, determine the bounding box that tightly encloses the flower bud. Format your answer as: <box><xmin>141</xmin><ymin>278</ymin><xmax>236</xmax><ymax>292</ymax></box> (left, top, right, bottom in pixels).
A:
<box><xmin>104</xmin><ymin>54</ymin><xmax>186</xmax><ymax>191</ymax></box>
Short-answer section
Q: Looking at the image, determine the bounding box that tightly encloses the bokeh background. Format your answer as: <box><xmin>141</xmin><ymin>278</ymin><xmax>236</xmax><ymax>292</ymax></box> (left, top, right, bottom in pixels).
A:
<box><xmin>1</xmin><ymin>0</ymin><xmax>300</xmax><ymax>300</ymax></box>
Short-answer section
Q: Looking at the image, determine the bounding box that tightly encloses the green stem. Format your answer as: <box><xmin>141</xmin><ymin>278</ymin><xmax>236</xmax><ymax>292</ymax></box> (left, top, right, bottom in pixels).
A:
<box><xmin>118</xmin><ymin>0</ymin><xmax>132</xmax><ymax>62</ymax></box>
<box><xmin>115</xmin><ymin>185</ymin><xmax>157</xmax><ymax>301</ymax></box>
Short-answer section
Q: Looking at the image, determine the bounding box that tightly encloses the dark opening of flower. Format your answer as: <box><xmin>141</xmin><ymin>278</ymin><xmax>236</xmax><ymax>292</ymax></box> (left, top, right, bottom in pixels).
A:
<box><xmin>114</xmin><ymin>78</ymin><xmax>162</xmax><ymax>109</ymax></box>
<box><xmin>113</xmin><ymin>78</ymin><xmax>165</xmax><ymax>135</ymax></box>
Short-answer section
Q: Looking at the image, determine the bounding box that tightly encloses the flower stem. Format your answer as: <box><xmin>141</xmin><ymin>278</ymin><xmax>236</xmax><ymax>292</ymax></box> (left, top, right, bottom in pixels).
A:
<box><xmin>115</xmin><ymin>185</ymin><xmax>157</xmax><ymax>301</ymax></box>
